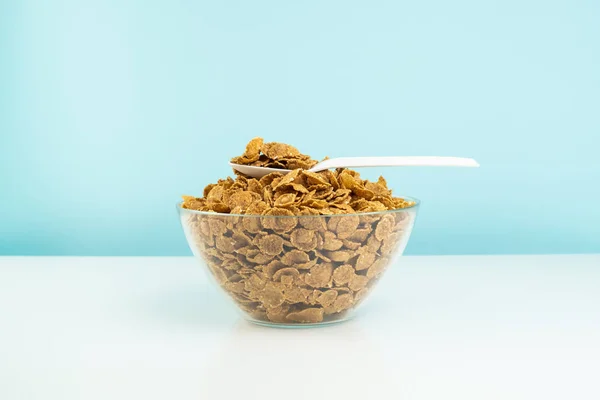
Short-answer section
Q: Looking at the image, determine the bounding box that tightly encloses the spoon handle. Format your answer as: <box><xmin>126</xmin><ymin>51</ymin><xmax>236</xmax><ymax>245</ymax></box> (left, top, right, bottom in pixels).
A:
<box><xmin>309</xmin><ymin>156</ymin><xmax>479</xmax><ymax>172</ymax></box>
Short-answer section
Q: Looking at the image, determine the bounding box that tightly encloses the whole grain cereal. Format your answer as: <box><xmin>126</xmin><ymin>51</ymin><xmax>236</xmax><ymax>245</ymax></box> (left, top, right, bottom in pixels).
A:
<box><xmin>180</xmin><ymin>138</ymin><xmax>417</xmax><ymax>324</ymax></box>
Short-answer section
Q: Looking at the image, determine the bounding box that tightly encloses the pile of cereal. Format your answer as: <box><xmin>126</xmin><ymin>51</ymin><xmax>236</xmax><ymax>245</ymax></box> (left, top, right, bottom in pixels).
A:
<box><xmin>182</xmin><ymin>137</ymin><xmax>415</xmax><ymax>215</ymax></box>
<box><xmin>180</xmin><ymin>138</ymin><xmax>416</xmax><ymax>324</ymax></box>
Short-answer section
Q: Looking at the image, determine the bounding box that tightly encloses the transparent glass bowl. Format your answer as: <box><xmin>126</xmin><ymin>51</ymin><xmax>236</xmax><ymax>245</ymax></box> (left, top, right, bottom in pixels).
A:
<box><xmin>178</xmin><ymin>198</ymin><xmax>419</xmax><ymax>327</ymax></box>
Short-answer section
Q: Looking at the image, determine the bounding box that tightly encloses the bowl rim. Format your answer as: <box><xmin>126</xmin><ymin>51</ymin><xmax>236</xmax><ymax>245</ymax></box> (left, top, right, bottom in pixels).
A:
<box><xmin>176</xmin><ymin>195</ymin><xmax>420</xmax><ymax>218</ymax></box>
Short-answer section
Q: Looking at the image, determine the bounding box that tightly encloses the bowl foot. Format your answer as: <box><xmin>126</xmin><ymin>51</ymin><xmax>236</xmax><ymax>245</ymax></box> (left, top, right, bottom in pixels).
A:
<box><xmin>244</xmin><ymin>314</ymin><xmax>355</xmax><ymax>329</ymax></box>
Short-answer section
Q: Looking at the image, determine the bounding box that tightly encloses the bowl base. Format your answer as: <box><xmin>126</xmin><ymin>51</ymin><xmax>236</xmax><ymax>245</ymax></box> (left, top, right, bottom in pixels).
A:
<box><xmin>245</xmin><ymin>314</ymin><xmax>355</xmax><ymax>329</ymax></box>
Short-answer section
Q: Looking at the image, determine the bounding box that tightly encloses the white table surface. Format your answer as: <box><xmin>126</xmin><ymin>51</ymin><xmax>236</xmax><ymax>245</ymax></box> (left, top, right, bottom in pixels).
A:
<box><xmin>1</xmin><ymin>255</ymin><xmax>599</xmax><ymax>400</ymax></box>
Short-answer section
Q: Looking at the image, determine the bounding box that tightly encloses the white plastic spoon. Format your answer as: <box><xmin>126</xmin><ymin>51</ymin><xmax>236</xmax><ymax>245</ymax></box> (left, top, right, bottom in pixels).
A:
<box><xmin>230</xmin><ymin>156</ymin><xmax>479</xmax><ymax>178</ymax></box>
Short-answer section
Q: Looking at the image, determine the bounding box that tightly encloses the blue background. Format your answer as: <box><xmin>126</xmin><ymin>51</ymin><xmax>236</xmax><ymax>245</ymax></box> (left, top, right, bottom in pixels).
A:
<box><xmin>1</xmin><ymin>0</ymin><xmax>599</xmax><ymax>256</ymax></box>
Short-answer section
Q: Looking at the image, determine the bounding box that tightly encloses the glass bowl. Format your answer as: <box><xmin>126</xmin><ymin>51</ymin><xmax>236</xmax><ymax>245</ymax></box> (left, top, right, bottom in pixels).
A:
<box><xmin>178</xmin><ymin>198</ymin><xmax>419</xmax><ymax>327</ymax></box>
